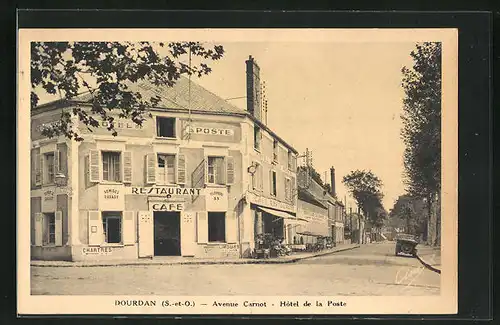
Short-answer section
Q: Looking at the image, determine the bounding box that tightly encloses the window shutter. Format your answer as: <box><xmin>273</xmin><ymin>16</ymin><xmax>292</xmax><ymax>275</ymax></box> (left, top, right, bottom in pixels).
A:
<box><xmin>216</xmin><ymin>158</ymin><xmax>225</xmax><ymax>185</ymax></box>
<box><xmin>34</xmin><ymin>213</ymin><xmax>43</xmax><ymax>246</ymax></box>
<box><xmin>226</xmin><ymin>156</ymin><xmax>235</xmax><ymax>185</ymax></box>
<box><xmin>177</xmin><ymin>154</ymin><xmax>186</xmax><ymax>184</ymax></box>
<box><xmin>122</xmin><ymin>151</ymin><xmax>132</xmax><ymax>183</ymax></box>
<box><xmin>285</xmin><ymin>178</ymin><xmax>290</xmax><ymax>201</ymax></box>
<box><xmin>88</xmin><ymin>211</ymin><xmax>102</xmax><ymax>246</ymax></box>
<box><xmin>55</xmin><ymin>211</ymin><xmax>63</xmax><ymax>246</ymax></box>
<box><xmin>204</xmin><ymin>158</ymin><xmax>208</xmax><ymax>184</ymax></box>
<box><xmin>197</xmin><ymin>212</ymin><xmax>208</xmax><ymax>244</ymax></box>
<box><xmin>259</xmin><ymin>165</ymin><xmax>264</xmax><ymax>190</ymax></box>
<box><xmin>225</xmin><ymin>211</ymin><xmax>238</xmax><ymax>243</ymax></box>
<box><xmin>122</xmin><ymin>211</ymin><xmax>135</xmax><ymax>245</ymax></box>
<box><xmin>54</xmin><ymin>150</ymin><xmax>60</xmax><ymax>174</ymax></box>
<box><xmin>88</xmin><ymin>150</ymin><xmax>101</xmax><ymax>183</ymax></box>
<box><xmin>269</xmin><ymin>170</ymin><xmax>273</xmax><ymax>195</ymax></box>
<box><xmin>138</xmin><ymin>211</ymin><xmax>153</xmax><ymax>257</ymax></box>
<box><xmin>34</xmin><ymin>150</ymin><xmax>41</xmax><ymax>186</ymax></box>
<box><xmin>145</xmin><ymin>153</ymin><xmax>156</xmax><ymax>184</ymax></box>
<box><xmin>39</xmin><ymin>154</ymin><xmax>44</xmax><ymax>185</ymax></box>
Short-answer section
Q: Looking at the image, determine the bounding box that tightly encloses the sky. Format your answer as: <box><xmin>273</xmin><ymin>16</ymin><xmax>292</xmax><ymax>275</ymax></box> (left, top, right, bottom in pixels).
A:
<box><xmin>36</xmin><ymin>40</ymin><xmax>417</xmax><ymax>211</ymax></box>
<box><xmin>190</xmin><ymin>41</ymin><xmax>416</xmax><ymax>210</ymax></box>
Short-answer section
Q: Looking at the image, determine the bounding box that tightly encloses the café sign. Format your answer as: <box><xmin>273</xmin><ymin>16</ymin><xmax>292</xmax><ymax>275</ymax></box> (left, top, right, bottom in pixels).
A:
<box><xmin>151</xmin><ymin>202</ymin><xmax>185</xmax><ymax>211</ymax></box>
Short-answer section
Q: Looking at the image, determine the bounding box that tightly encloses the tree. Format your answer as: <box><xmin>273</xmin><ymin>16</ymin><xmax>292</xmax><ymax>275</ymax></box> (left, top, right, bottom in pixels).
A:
<box><xmin>401</xmin><ymin>42</ymin><xmax>442</xmax><ymax>245</ymax></box>
<box><xmin>342</xmin><ymin>170</ymin><xmax>386</xmax><ymax>227</ymax></box>
<box><xmin>389</xmin><ymin>195</ymin><xmax>426</xmax><ymax>237</ymax></box>
<box><xmin>31</xmin><ymin>41</ymin><xmax>225</xmax><ymax>141</ymax></box>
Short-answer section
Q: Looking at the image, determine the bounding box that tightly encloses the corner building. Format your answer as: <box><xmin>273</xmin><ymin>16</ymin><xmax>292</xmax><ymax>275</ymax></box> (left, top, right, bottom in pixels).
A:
<box><xmin>30</xmin><ymin>56</ymin><xmax>299</xmax><ymax>261</ymax></box>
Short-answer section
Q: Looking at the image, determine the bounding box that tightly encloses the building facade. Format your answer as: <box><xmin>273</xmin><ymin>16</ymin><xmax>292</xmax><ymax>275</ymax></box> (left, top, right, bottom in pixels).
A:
<box><xmin>30</xmin><ymin>56</ymin><xmax>299</xmax><ymax>261</ymax></box>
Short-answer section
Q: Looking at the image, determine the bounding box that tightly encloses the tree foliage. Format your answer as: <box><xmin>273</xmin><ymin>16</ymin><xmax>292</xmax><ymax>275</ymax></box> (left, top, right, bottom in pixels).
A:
<box><xmin>389</xmin><ymin>195</ymin><xmax>426</xmax><ymax>236</ymax></box>
<box><xmin>342</xmin><ymin>170</ymin><xmax>385</xmax><ymax>227</ymax></box>
<box><xmin>401</xmin><ymin>42</ymin><xmax>441</xmax><ymax>198</ymax></box>
<box><xmin>31</xmin><ymin>41</ymin><xmax>225</xmax><ymax>141</ymax></box>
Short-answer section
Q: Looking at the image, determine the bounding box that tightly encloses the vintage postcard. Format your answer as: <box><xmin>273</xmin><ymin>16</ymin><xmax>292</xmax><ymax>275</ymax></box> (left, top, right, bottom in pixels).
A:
<box><xmin>17</xmin><ymin>28</ymin><xmax>458</xmax><ymax>315</ymax></box>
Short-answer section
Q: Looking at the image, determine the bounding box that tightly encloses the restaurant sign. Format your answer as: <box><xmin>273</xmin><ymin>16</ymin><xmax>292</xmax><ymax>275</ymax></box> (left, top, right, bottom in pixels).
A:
<box><xmin>128</xmin><ymin>187</ymin><xmax>203</xmax><ymax>197</ymax></box>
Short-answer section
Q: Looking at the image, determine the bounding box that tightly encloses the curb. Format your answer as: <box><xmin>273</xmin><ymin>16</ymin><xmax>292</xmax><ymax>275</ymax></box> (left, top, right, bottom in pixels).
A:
<box><xmin>31</xmin><ymin>245</ymin><xmax>360</xmax><ymax>268</ymax></box>
<box><xmin>416</xmin><ymin>254</ymin><xmax>441</xmax><ymax>274</ymax></box>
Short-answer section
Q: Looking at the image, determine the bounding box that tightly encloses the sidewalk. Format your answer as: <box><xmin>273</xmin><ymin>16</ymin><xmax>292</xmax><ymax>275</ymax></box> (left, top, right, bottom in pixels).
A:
<box><xmin>416</xmin><ymin>245</ymin><xmax>441</xmax><ymax>273</ymax></box>
<box><xmin>31</xmin><ymin>243</ymin><xmax>360</xmax><ymax>268</ymax></box>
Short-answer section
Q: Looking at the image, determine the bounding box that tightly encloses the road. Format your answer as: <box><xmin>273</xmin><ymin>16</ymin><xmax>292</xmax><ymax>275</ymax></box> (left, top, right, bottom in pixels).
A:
<box><xmin>31</xmin><ymin>242</ymin><xmax>440</xmax><ymax>296</ymax></box>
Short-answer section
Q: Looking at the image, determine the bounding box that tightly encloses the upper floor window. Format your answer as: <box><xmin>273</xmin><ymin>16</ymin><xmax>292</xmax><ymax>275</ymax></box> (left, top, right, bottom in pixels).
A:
<box><xmin>157</xmin><ymin>117</ymin><xmax>176</xmax><ymax>138</ymax></box>
<box><xmin>45</xmin><ymin>152</ymin><xmax>55</xmax><ymax>184</ymax></box>
<box><xmin>207</xmin><ymin>156</ymin><xmax>225</xmax><ymax>185</ymax></box>
<box><xmin>102</xmin><ymin>151</ymin><xmax>121</xmax><ymax>182</ymax></box>
<box><xmin>254</xmin><ymin>126</ymin><xmax>261</xmax><ymax>151</ymax></box>
<box><xmin>273</xmin><ymin>140</ymin><xmax>279</xmax><ymax>162</ymax></box>
<box><xmin>157</xmin><ymin>154</ymin><xmax>176</xmax><ymax>184</ymax></box>
<box><xmin>285</xmin><ymin>177</ymin><xmax>292</xmax><ymax>202</ymax></box>
<box><xmin>288</xmin><ymin>150</ymin><xmax>294</xmax><ymax>171</ymax></box>
<box><xmin>252</xmin><ymin>162</ymin><xmax>263</xmax><ymax>191</ymax></box>
<box><xmin>270</xmin><ymin>170</ymin><xmax>277</xmax><ymax>197</ymax></box>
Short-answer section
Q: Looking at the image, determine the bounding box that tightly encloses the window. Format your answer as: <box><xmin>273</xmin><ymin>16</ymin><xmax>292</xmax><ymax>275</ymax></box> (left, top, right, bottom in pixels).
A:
<box><xmin>102</xmin><ymin>212</ymin><xmax>122</xmax><ymax>244</ymax></box>
<box><xmin>285</xmin><ymin>177</ymin><xmax>292</xmax><ymax>201</ymax></box>
<box><xmin>273</xmin><ymin>140</ymin><xmax>279</xmax><ymax>162</ymax></box>
<box><xmin>45</xmin><ymin>152</ymin><xmax>55</xmax><ymax>184</ymax></box>
<box><xmin>288</xmin><ymin>151</ymin><xmax>293</xmax><ymax>170</ymax></box>
<box><xmin>252</xmin><ymin>162</ymin><xmax>262</xmax><ymax>190</ymax></box>
<box><xmin>157</xmin><ymin>117</ymin><xmax>176</xmax><ymax>138</ymax></box>
<box><xmin>208</xmin><ymin>212</ymin><xmax>226</xmax><ymax>242</ymax></box>
<box><xmin>157</xmin><ymin>154</ymin><xmax>176</xmax><ymax>184</ymax></box>
<box><xmin>45</xmin><ymin>213</ymin><xmax>55</xmax><ymax>245</ymax></box>
<box><xmin>102</xmin><ymin>151</ymin><xmax>121</xmax><ymax>182</ymax></box>
<box><xmin>254</xmin><ymin>126</ymin><xmax>261</xmax><ymax>151</ymax></box>
<box><xmin>271</xmin><ymin>170</ymin><xmax>277</xmax><ymax>197</ymax></box>
<box><xmin>207</xmin><ymin>156</ymin><xmax>225</xmax><ymax>185</ymax></box>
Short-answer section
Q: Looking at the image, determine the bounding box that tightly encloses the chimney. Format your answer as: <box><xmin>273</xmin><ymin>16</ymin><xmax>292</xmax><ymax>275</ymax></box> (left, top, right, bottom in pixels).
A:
<box><xmin>246</xmin><ymin>55</ymin><xmax>262</xmax><ymax>121</ymax></box>
<box><xmin>330</xmin><ymin>166</ymin><xmax>336</xmax><ymax>197</ymax></box>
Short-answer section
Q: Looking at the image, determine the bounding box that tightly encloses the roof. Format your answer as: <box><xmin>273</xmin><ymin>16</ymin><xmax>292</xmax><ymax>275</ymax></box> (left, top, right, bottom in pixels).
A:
<box><xmin>298</xmin><ymin>187</ymin><xmax>328</xmax><ymax>209</ymax></box>
<box><xmin>32</xmin><ymin>76</ymin><xmax>299</xmax><ymax>154</ymax></box>
<box><xmin>71</xmin><ymin>76</ymin><xmax>246</xmax><ymax>115</ymax></box>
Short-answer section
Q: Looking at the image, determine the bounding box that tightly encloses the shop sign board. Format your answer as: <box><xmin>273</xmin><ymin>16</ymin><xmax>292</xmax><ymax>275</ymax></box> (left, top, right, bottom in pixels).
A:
<box><xmin>151</xmin><ymin>202</ymin><xmax>185</xmax><ymax>211</ymax></box>
<box><xmin>82</xmin><ymin>246</ymin><xmax>113</xmax><ymax>255</ymax></box>
<box><xmin>246</xmin><ymin>191</ymin><xmax>296</xmax><ymax>213</ymax></box>
<box><xmin>127</xmin><ymin>186</ymin><xmax>203</xmax><ymax>197</ymax></box>
<box><xmin>187</xmin><ymin>126</ymin><xmax>234</xmax><ymax>136</ymax></box>
<box><xmin>98</xmin><ymin>184</ymin><xmax>124</xmax><ymax>210</ymax></box>
<box><xmin>42</xmin><ymin>187</ymin><xmax>56</xmax><ymax>212</ymax></box>
<box><xmin>206</xmin><ymin>188</ymin><xmax>228</xmax><ymax>211</ymax></box>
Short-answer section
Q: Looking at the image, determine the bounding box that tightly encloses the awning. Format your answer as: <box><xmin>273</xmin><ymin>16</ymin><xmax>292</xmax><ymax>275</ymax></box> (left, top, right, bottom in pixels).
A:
<box><xmin>258</xmin><ymin>207</ymin><xmax>308</xmax><ymax>225</ymax></box>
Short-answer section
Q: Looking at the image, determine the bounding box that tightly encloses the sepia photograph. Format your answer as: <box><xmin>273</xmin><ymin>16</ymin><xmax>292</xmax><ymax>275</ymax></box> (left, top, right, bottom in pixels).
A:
<box><xmin>17</xmin><ymin>28</ymin><xmax>458</xmax><ymax>314</ymax></box>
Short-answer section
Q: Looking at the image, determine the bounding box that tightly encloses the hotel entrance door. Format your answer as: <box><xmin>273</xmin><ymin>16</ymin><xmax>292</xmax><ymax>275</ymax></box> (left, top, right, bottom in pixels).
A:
<box><xmin>153</xmin><ymin>211</ymin><xmax>181</xmax><ymax>256</ymax></box>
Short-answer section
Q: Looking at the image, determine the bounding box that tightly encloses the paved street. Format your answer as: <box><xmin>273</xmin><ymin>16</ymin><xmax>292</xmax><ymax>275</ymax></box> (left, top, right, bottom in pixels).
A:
<box><xmin>31</xmin><ymin>242</ymin><xmax>440</xmax><ymax>296</ymax></box>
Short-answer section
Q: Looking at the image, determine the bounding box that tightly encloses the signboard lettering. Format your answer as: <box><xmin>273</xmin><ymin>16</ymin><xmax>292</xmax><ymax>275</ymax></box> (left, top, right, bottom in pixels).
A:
<box><xmin>130</xmin><ymin>187</ymin><xmax>202</xmax><ymax>196</ymax></box>
<box><xmin>152</xmin><ymin>203</ymin><xmax>184</xmax><ymax>211</ymax></box>
<box><xmin>103</xmin><ymin>188</ymin><xmax>120</xmax><ymax>199</ymax></box>
<box><xmin>187</xmin><ymin>126</ymin><xmax>234</xmax><ymax>136</ymax></box>
<box><xmin>44</xmin><ymin>190</ymin><xmax>54</xmax><ymax>201</ymax></box>
<box><xmin>246</xmin><ymin>191</ymin><xmax>296</xmax><ymax>213</ymax></box>
<box><xmin>82</xmin><ymin>247</ymin><xmax>113</xmax><ymax>255</ymax></box>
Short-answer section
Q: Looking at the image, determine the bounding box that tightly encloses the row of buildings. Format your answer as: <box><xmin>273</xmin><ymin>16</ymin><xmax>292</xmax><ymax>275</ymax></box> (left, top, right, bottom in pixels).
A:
<box><xmin>30</xmin><ymin>55</ymin><xmax>346</xmax><ymax>261</ymax></box>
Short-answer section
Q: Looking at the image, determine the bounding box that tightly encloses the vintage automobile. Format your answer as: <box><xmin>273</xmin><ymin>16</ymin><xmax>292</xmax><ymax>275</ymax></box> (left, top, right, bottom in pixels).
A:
<box><xmin>394</xmin><ymin>234</ymin><xmax>418</xmax><ymax>257</ymax></box>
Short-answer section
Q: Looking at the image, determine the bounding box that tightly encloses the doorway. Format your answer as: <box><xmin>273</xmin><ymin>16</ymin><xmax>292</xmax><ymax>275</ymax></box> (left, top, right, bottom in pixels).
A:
<box><xmin>153</xmin><ymin>211</ymin><xmax>181</xmax><ymax>256</ymax></box>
